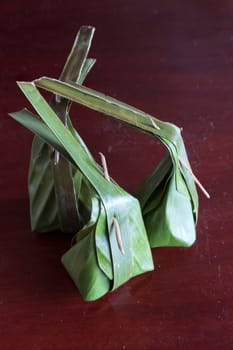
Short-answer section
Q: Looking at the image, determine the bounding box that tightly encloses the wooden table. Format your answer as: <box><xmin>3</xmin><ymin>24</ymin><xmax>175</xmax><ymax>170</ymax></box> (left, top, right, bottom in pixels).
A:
<box><xmin>1</xmin><ymin>1</ymin><xmax>232</xmax><ymax>349</ymax></box>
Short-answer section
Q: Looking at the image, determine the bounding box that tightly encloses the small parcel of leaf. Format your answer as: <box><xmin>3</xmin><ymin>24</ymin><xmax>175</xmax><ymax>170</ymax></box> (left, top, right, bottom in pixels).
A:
<box><xmin>9</xmin><ymin>82</ymin><xmax>154</xmax><ymax>301</ymax></box>
<box><xmin>135</xmin><ymin>151</ymin><xmax>196</xmax><ymax>247</ymax></box>
<box><xmin>33</xmin><ymin>77</ymin><xmax>209</xmax><ymax>248</ymax></box>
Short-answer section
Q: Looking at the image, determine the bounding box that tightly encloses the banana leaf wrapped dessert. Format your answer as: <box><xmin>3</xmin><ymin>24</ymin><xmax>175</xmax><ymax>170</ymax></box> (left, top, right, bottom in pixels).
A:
<box><xmin>9</xmin><ymin>26</ymin><xmax>208</xmax><ymax>301</ymax></box>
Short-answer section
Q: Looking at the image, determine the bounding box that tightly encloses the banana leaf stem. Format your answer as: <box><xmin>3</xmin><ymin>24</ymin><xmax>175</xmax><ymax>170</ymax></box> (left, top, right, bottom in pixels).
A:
<box><xmin>99</xmin><ymin>152</ymin><xmax>125</xmax><ymax>255</ymax></box>
<box><xmin>150</xmin><ymin>118</ymin><xmax>160</xmax><ymax>130</ymax></box>
<box><xmin>179</xmin><ymin>156</ymin><xmax>210</xmax><ymax>199</ymax></box>
<box><xmin>113</xmin><ymin>216</ymin><xmax>125</xmax><ymax>256</ymax></box>
<box><xmin>99</xmin><ymin>152</ymin><xmax>110</xmax><ymax>181</ymax></box>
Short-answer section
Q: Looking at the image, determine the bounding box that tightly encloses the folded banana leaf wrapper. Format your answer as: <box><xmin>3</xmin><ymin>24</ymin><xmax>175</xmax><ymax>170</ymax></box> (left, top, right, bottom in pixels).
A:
<box><xmin>9</xmin><ymin>26</ymin><xmax>206</xmax><ymax>301</ymax></box>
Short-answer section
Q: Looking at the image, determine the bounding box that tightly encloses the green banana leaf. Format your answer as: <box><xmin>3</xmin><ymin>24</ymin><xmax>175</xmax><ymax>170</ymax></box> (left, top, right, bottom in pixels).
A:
<box><xmin>9</xmin><ymin>82</ymin><xmax>154</xmax><ymax>301</ymax></box>
<box><xmin>33</xmin><ymin>77</ymin><xmax>201</xmax><ymax>247</ymax></box>
<box><xmin>28</xmin><ymin>26</ymin><xmax>95</xmax><ymax>233</ymax></box>
<box><xmin>136</xmin><ymin>152</ymin><xmax>196</xmax><ymax>247</ymax></box>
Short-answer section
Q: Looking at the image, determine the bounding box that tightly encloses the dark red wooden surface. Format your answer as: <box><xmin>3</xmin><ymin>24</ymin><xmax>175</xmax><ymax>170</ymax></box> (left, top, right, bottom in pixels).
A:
<box><xmin>1</xmin><ymin>1</ymin><xmax>233</xmax><ymax>349</ymax></box>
